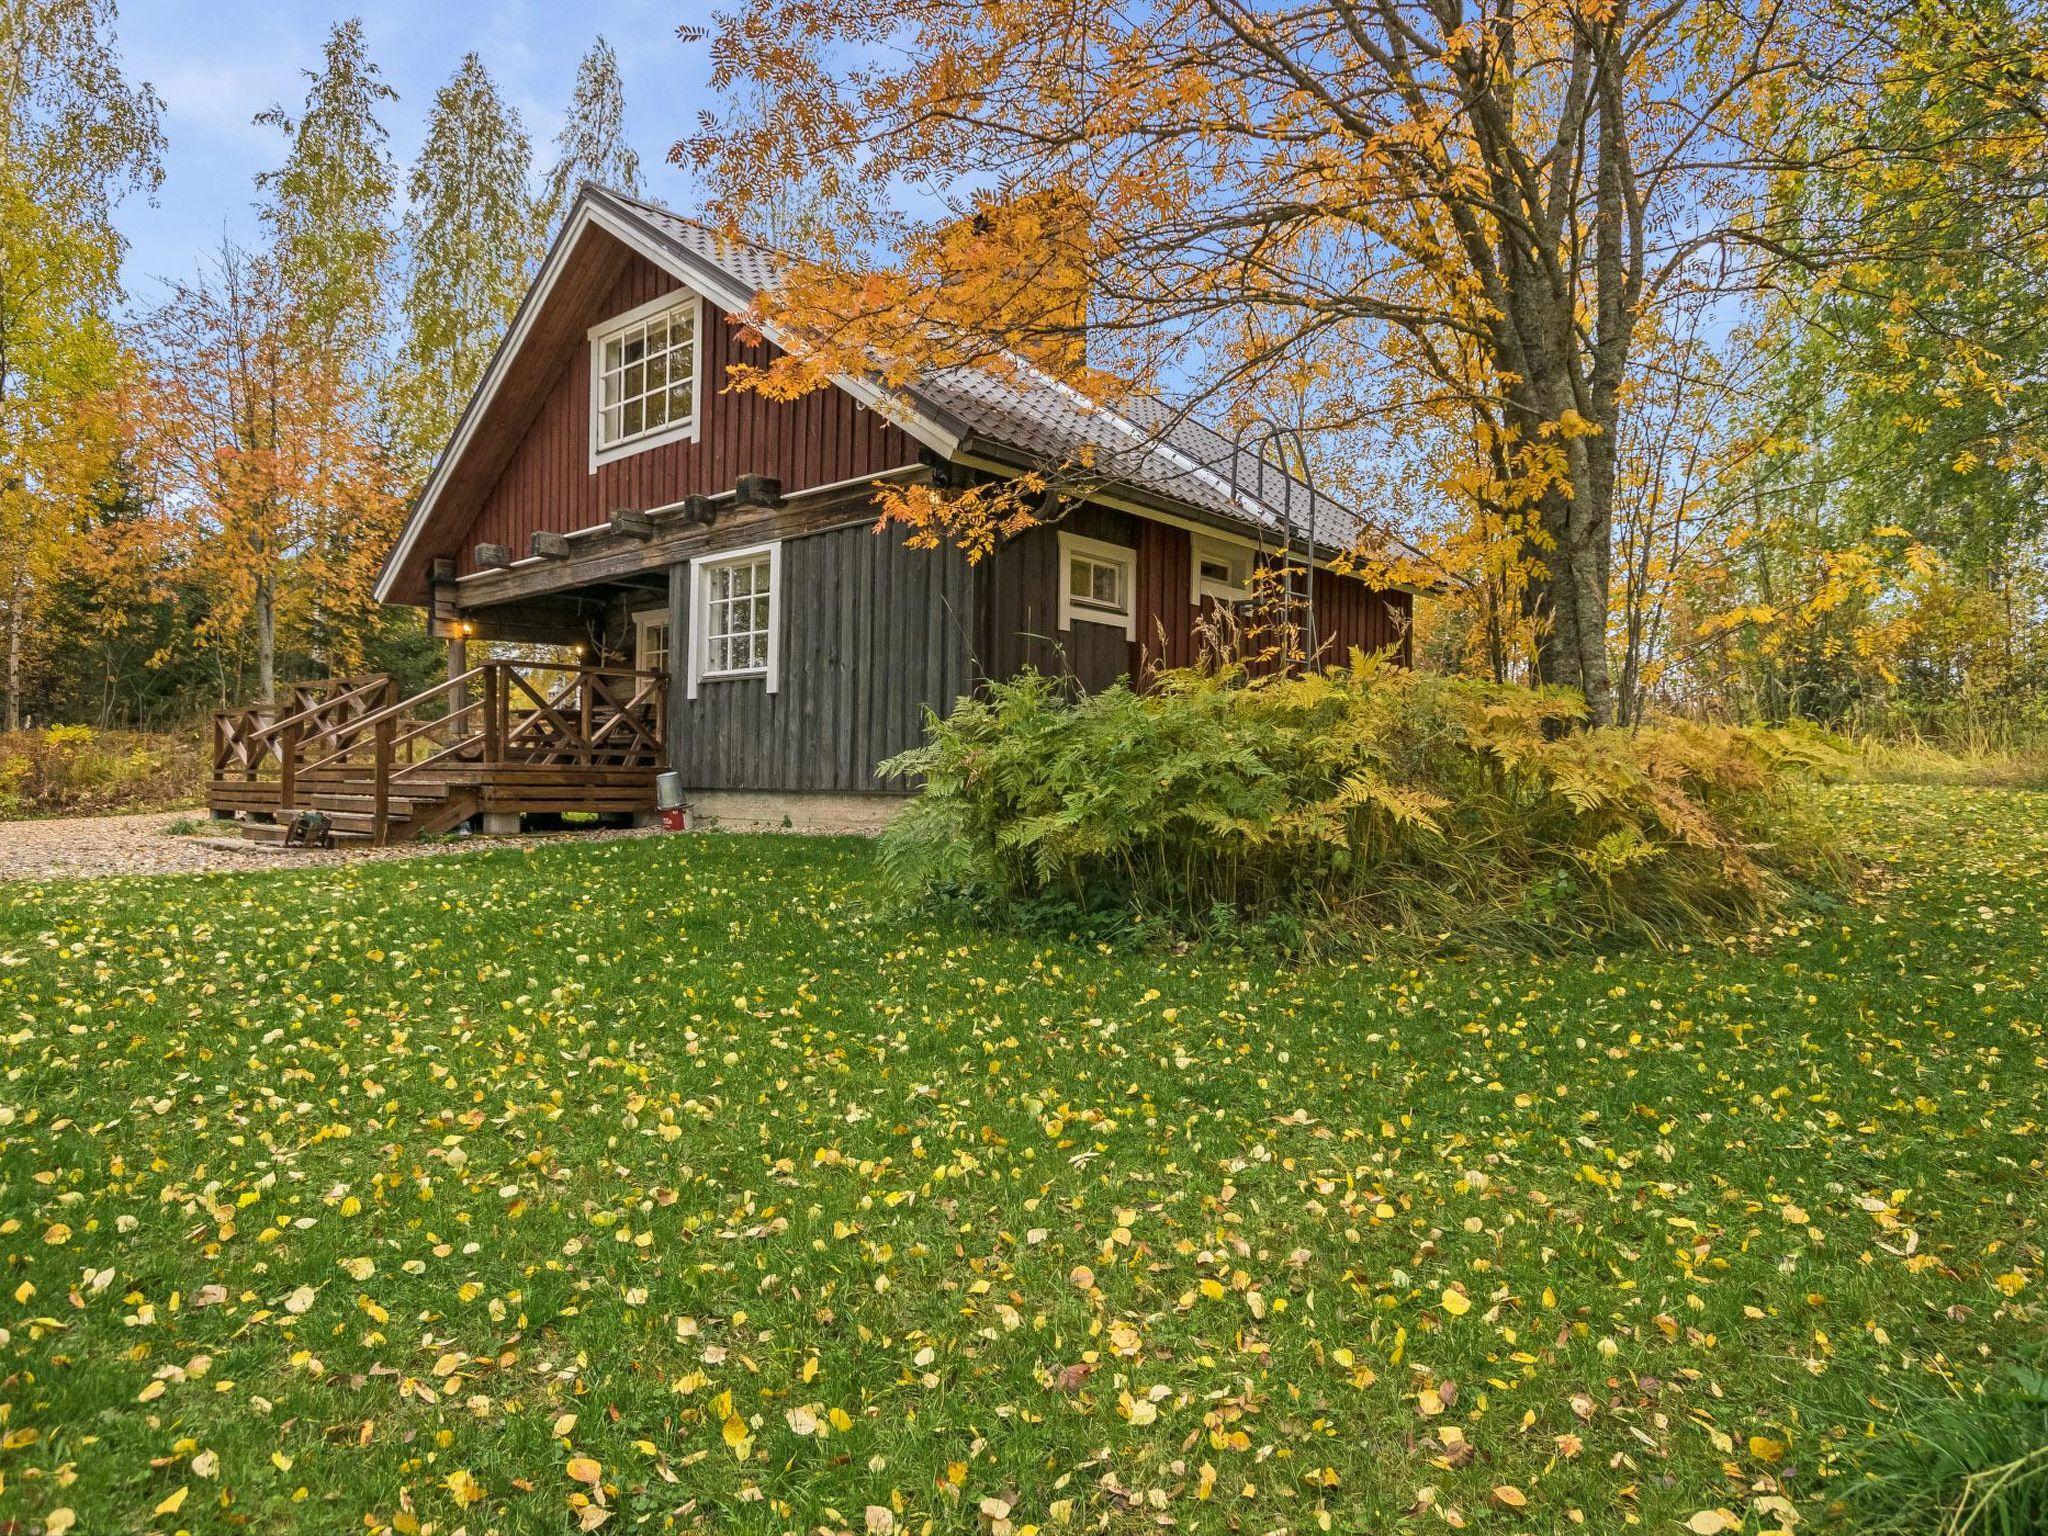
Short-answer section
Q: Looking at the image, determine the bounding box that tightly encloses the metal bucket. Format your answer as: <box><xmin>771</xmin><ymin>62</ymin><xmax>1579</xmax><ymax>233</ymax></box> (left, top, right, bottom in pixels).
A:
<box><xmin>655</xmin><ymin>772</ymin><xmax>686</xmax><ymax>811</ymax></box>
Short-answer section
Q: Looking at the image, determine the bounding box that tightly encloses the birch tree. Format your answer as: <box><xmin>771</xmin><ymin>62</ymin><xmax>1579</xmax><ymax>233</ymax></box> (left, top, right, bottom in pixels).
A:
<box><xmin>542</xmin><ymin>36</ymin><xmax>641</xmax><ymax>237</ymax></box>
<box><xmin>136</xmin><ymin>242</ymin><xmax>399</xmax><ymax>703</ymax></box>
<box><xmin>255</xmin><ymin>15</ymin><xmax>398</xmax><ymax>378</ymax></box>
<box><xmin>393</xmin><ymin>53</ymin><xmax>539</xmax><ymax>481</ymax></box>
<box><xmin>0</xmin><ymin>0</ymin><xmax>162</xmax><ymax>728</ymax></box>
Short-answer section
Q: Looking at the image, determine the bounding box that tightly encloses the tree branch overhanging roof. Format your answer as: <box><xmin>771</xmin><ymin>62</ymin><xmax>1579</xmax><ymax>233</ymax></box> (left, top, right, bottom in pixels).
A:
<box><xmin>376</xmin><ymin>184</ymin><xmax>1426</xmax><ymax>606</ymax></box>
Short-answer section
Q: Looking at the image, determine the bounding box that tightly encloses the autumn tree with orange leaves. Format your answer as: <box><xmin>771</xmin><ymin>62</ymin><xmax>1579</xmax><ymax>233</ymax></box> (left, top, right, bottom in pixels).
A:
<box><xmin>681</xmin><ymin>0</ymin><xmax>1902</xmax><ymax>724</ymax></box>
<box><xmin>133</xmin><ymin>242</ymin><xmax>402</xmax><ymax>704</ymax></box>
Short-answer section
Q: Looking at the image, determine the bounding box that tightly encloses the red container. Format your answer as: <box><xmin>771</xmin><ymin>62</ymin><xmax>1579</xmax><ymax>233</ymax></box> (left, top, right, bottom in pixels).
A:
<box><xmin>660</xmin><ymin>807</ymin><xmax>688</xmax><ymax>832</ymax></box>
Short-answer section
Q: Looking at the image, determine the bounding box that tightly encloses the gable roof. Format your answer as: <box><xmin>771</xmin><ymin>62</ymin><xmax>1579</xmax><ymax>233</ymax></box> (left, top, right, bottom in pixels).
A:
<box><xmin>377</xmin><ymin>184</ymin><xmax>1421</xmax><ymax>604</ymax></box>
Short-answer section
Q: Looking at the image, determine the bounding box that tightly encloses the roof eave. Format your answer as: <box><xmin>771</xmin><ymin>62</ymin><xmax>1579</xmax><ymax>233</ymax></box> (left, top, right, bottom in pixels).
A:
<box><xmin>952</xmin><ymin>433</ymin><xmax>1433</xmax><ymax>591</ymax></box>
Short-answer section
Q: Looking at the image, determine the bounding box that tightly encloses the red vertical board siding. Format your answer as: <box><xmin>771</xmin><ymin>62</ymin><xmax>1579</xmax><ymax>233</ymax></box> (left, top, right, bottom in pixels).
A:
<box><xmin>1121</xmin><ymin>522</ymin><xmax>1411</xmax><ymax>682</ymax></box>
<box><xmin>458</xmin><ymin>253</ymin><xmax>922</xmax><ymax>573</ymax></box>
<box><xmin>1133</xmin><ymin>519</ymin><xmax>1194</xmax><ymax>676</ymax></box>
<box><xmin>1313</xmin><ymin>572</ymin><xmax>1412</xmax><ymax>664</ymax></box>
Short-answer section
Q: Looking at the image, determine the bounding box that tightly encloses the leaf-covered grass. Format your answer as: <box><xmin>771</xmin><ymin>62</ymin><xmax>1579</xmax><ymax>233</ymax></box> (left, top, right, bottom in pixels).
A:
<box><xmin>0</xmin><ymin>784</ymin><xmax>2041</xmax><ymax>1535</ymax></box>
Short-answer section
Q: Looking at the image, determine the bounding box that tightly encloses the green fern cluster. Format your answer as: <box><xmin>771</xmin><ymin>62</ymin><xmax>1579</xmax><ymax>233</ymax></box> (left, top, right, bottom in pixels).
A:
<box><xmin>879</xmin><ymin>659</ymin><xmax>1844</xmax><ymax>948</ymax></box>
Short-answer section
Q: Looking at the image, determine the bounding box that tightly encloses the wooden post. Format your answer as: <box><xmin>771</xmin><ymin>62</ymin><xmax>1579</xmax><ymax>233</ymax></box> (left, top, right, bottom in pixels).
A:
<box><xmin>447</xmin><ymin>632</ymin><xmax>469</xmax><ymax>741</ymax></box>
<box><xmin>481</xmin><ymin>663</ymin><xmax>502</xmax><ymax>767</ymax></box>
<box><xmin>371</xmin><ymin>676</ymin><xmax>397</xmax><ymax>845</ymax></box>
<box><xmin>279</xmin><ymin>714</ymin><xmax>300</xmax><ymax>812</ymax></box>
<box><xmin>579</xmin><ymin>666</ymin><xmax>595</xmax><ymax>768</ymax></box>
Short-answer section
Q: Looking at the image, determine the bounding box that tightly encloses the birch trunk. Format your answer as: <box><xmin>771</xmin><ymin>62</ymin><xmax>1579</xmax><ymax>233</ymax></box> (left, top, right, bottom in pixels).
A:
<box><xmin>257</xmin><ymin>573</ymin><xmax>276</xmax><ymax>705</ymax></box>
<box><xmin>4</xmin><ymin>578</ymin><xmax>20</xmax><ymax>732</ymax></box>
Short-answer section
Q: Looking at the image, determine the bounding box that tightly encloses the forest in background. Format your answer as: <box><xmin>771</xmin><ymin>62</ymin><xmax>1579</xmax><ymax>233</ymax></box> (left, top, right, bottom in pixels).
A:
<box><xmin>3</xmin><ymin>0</ymin><xmax>2045</xmax><ymax>755</ymax></box>
<box><xmin>2</xmin><ymin>4</ymin><xmax>640</xmax><ymax>733</ymax></box>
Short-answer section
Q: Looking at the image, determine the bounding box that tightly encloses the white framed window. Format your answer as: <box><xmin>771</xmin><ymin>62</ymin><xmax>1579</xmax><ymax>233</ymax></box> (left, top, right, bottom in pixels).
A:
<box><xmin>1057</xmin><ymin>531</ymin><xmax>1137</xmax><ymax>638</ymax></box>
<box><xmin>687</xmin><ymin>541</ymin><xmax>780</xmax><ymax>699</ymax></box>
<box><xmin>588</xmin><ymin>291</ymin><xmax>702</xmax><ymax>469</ymax></box>
<box><xmin>1190</xmin><ymin>535</ymin><xmax>1254</xmax><ymax>604</ymax></box>
<box><xmin>632</xmin><ymin>609</ymin><xmax>670</xmax><ymax>675</ymax></box>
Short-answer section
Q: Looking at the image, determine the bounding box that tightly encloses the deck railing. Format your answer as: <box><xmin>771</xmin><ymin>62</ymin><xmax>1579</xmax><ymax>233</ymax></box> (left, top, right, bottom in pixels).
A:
<box><xmin>210</xmin><ymin>663</ymin><xmax>667</xmax><ymax>844</ymax></box>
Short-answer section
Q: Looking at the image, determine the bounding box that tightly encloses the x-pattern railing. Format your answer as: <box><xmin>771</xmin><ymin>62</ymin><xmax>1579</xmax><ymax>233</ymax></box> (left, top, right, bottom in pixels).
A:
<box><xmin>210</xmin><ymin>663</ymin><xmax>666</xmax><ymax>844</ymax></box>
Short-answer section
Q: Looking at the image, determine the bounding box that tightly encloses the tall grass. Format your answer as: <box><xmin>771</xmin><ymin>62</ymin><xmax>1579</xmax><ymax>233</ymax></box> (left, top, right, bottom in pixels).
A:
<box><xmin>1850</xmin><ymin>736</ymin><xmax>2048</xmax><ymax>790</ymax></box>
<box><xmin>881</xmin><ymin>658</ymin><xmax>1844</xmax><ymax>948</ymax></box>
<box><xmin>0</xmin><ymin>725</ymin><xmax>205</xmax><ymax>819</ymax></box>
<box><xmin>1842</xmin><ymin>1362</ymin><xmax>2048</xmax><ymax>1536</ymax></box>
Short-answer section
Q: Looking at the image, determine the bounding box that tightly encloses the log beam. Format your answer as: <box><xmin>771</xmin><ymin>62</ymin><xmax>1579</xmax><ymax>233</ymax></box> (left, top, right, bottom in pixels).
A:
<box><xmin>610</xmin><ymin>507</ymin><xmax>655</xmax><ymax>541</ymax></box>
<box><xmin>734</xmin><ymin>474</ymin><xmax>783</xmax><ymax>509</ymax></box>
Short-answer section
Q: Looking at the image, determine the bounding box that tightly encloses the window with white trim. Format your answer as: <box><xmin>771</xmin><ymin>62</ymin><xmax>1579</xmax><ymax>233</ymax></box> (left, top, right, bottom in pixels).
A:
<box><xmin>1057</xmin><ymin>532</ymin><xmax>1137</xmax><ymax>638</ymax></box>
<box><xmin>633</xmin><ymin>610</ymin><xmax>670</xmax><ymax>675</ymax></box>
<box><xmin>688</xmin><ymin>542</ymin><xmax>781</xmax><ymax>697</ymax></box>
<box><xmin>590</xmin><ymin>293</ymin><xmax>700</xmax><ymax>464</ymax></box>
<box><xmin>1191</xmin><ymin>536</ymin><xmax>1253</xmax><ymax>604</ymax></box>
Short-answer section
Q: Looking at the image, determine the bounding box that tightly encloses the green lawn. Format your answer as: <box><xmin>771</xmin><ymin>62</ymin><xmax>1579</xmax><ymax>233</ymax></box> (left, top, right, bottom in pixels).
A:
<box><xmin>1</xmin><ymin>785</ymin><xmax>2041</xmax><ymax>1535</ymax></box>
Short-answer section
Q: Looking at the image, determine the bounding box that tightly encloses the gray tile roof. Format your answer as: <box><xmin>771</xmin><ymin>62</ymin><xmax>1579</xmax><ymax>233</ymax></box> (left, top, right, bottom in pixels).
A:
<box><xmin>598</xmin><ymin>185</ymin><xmax>1422</xmax><ymax>561</ymax></box>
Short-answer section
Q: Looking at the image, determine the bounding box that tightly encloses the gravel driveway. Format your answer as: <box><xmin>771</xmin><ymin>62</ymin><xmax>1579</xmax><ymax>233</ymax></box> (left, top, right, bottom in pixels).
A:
<box><xmin>0</xmin><ymin>810</ymin><xmax>659</xmax><ymax>882</ymax></box>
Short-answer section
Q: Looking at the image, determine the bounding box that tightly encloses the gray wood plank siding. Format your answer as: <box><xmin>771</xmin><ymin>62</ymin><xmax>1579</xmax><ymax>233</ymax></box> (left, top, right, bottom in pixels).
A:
<box><xmin>972</xmin><ymin>503</ymin><xmax>1139</xmax><ymax>694</ymax></box>
<box><xmin>667</xmin><ymin>521</ymin><xmax>976</xmax><ymax>794</ymax></box>
<box><xmin>653</xmin><ymin>499</ymin><xmax>1410</xmax><ymax>796</ymax></box>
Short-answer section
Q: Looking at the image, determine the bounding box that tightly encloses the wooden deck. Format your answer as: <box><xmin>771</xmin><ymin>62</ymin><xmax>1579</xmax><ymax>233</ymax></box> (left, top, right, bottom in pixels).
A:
<box><xmin>209</xmin><ymin>664</ymin><xmax>667</xmax><ymax>845</ymax></box>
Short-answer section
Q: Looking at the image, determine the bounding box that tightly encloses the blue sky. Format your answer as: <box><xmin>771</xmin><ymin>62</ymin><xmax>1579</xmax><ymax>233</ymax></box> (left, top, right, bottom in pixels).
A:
<box><xmin>112</xmin><ymin>0</ymin><xmax>718</xmax><ymax>309</ymax></box>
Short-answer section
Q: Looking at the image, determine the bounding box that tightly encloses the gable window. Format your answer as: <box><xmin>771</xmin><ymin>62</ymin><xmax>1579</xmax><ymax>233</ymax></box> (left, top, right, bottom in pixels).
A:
<box><xmin>589</xmin><ymin>292</ymin><xmax>701</xmax><ymax>467</ymax></box>
<box><xmin>1057</xmin><ymin>531</ymin><xmax>1137</xmax><ymax>638</ymax></box>
<box><xmin>632</xmin><ymin>609</ymin><xmax>670</xmax><ymax>675</ymax></box>
<box><xmin>1191</xmin><ymin>536</ymin><xmax>1253</xmax><ymax>604</ymax></box>
<box><xmin>687</xmin><ymin>541</ymin><xmax>781</xmax><ymax>698</ymax></box>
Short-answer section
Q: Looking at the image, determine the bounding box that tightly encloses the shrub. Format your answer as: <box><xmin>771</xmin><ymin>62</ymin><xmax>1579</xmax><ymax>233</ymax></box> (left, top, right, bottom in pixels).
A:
<box><xmin>0</xmin><ymin>727</ymin><xmax>206</xmax><ymax>820</ymax></box>
<box><xmin>880</xmin><ymin>659</ymin><xmax>1843</xmax><ymax>948</ymax></box>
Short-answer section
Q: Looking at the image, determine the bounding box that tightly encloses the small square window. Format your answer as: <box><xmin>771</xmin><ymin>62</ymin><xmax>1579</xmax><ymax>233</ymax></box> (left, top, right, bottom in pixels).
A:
<box><xmin>1192</xmin><ymin>537</ymin><xmax>1253</xmax><ymax>604</ymax></box>
<box><xmin>1072</xmin><ymin>555</ymin><xmax>1124</xmax><ymax>611</ymax></box>
<box><xmin>1058</xmin><ymin>533</ymin><xmax>1136</xmax><ymax>638</ymax></box>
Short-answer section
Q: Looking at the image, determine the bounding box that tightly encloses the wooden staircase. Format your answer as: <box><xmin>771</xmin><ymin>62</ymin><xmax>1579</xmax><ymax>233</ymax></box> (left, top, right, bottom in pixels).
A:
<box><xmin>209</xmin><ymin>664</ymin><xmax>667</xmax><ymax>847</ymax></box>
<box><xmin>229</xmin><ymin>777</ymin><xmax>483</xmax><ymax>847</ymax></box>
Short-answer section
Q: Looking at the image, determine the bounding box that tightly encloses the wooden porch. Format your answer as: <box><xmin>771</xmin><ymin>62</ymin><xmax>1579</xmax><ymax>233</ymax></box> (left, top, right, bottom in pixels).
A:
<box><xmin>208</xmin><ymin>662</ymin><xmax>668</xmax><ymax>846</ymax></box>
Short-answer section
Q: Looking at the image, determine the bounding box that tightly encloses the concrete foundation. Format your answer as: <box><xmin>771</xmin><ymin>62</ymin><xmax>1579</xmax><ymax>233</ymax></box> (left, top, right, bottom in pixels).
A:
<box><xmin>481</xmin><ymin>812</ymin><xmax>522</xmax><ymax>835</ymax></box>
<box><xmin>682</xmin><ymin>792</ymin><xmax>904</xmax><ymax>836</ymax></box>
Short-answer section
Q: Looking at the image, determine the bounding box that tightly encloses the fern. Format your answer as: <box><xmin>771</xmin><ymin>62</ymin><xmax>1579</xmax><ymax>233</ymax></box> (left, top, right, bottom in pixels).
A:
<box><xmin>877</xmin><ymin>663</ymin><xmax>1838</xmax><ymax>949</ymax></box>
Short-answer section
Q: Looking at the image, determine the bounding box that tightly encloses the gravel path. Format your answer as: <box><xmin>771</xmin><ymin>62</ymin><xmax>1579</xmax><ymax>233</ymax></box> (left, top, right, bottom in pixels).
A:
<box><xmin>0</xmin><ymin>810</ymin><xmax>660</xmax><ymax>883</ymax></box>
